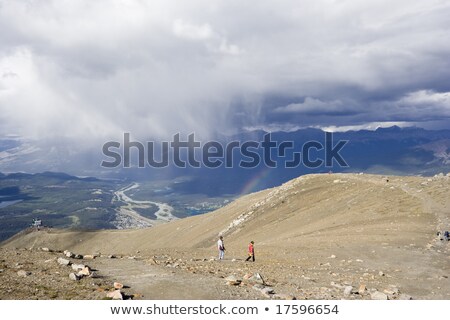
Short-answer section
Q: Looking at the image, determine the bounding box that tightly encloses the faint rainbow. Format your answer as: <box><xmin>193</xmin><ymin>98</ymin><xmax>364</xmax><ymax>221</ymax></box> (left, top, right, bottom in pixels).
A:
<box><xmin>240</xmin><ymin>168</ymin><xmax>272</xmax><ymax>195</ymax></box>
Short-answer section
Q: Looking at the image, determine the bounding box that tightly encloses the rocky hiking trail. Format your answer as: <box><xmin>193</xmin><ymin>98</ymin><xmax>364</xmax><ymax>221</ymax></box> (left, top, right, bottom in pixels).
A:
<box><xmin>87</xmin><ymin>249</ymin><xmax>290</xmax><ymax>300</ymax></box>
<box><xmin>351</xmin><ymin>173</ymin><xmax>450</xmax><ymax>251</ymax></box>
<box><xmin>93</xmin><ymin>256</ymin><xmax>227</xmax><ymax>299</ymax></box>
<box><xmin>81</xmin><ymin>246</ymin><xmax>449</xmax><ymax>300</ymax></box>
<box><xmin>2</xmin><ymin>236</ymin><xmax>449</xmax><ymax>300</ymax></box>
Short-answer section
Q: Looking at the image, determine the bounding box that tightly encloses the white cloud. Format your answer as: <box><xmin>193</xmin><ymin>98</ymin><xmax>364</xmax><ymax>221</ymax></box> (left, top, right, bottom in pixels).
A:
<box><xmin>318</xmin><ymin>122</ymin><xmax>413</xmax><ymax>132</ymax></box>
<box><xmin>274</xmin><ymin>97</ymin><xmax>346</xmax><ymax>114</ymax></box>
<box><xmin>173</xmin><ymin>19</ymin><xmax>242</xmax><ymax>56</ymax></box>
<box><xmin>243</xmin><ymin>124</ymin><xmax>305</xmax><ymax>133</ymax></box>
<box><xmin>173</xmin><ymin>20</ymin><xmax>214</xmax><ymax>40</ymax></box>
<box><xmin>398</xmin><ymin>90</ymin><xmax>450</xmax><ymax>109</ymax></box>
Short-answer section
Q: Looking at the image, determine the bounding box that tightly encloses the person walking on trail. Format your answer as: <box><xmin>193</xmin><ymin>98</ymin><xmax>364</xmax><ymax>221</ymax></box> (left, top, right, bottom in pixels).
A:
<box><xmin>245</xmin><ymin>241</ymin><xmax>255</xmax><ymax>262</ymax></box>
<box><xmin>217</xmin><ymin>236</ymin><xmax>225</xmax><ymax>260</ymax></box>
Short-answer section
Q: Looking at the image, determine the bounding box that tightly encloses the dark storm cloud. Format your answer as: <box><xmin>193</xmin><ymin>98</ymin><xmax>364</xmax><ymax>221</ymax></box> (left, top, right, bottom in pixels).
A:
<box><xmin>268</xmin><ymin>89</ymin><xmax>450</xmax><ymax>129</ymax></box>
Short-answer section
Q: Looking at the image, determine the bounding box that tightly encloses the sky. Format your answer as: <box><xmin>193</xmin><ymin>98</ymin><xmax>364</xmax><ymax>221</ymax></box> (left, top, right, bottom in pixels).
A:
<box><xmin>1</xmin><ymin>0</ymin><xmax>450</xmax><ymax>147</ymax></box>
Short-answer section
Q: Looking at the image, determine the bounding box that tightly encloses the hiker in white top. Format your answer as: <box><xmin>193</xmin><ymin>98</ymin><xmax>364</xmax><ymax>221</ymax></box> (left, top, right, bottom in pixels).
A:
<box><xmin>217</xmin><ymin>236</ymin><xmax>225</xmax><ymax>260</ymax></box>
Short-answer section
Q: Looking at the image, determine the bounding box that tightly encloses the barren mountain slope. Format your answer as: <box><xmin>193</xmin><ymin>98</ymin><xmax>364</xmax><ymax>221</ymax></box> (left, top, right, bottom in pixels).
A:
<box><xmin>2</xmin><ymin>173</ymin><xmax>450</xmax><ymax>299</ymax></box>
<box><xmin>3</xmin><ymin>173</ymin><xmax>448</xmax><ymax>253</ymax></box>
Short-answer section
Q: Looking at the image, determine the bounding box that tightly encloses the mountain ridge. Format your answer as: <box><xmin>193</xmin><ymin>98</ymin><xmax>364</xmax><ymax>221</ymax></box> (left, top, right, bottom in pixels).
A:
<box><xmin>4</xmin><ymin>172</ymin><xmax>448</xmax><ymax>252</ymax></box>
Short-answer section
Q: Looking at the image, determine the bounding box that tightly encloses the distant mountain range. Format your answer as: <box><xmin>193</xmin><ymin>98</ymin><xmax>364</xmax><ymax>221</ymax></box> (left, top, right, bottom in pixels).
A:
<box><xmin>1</xmin><ymin>126</ymin><xmax>449</xmax><ymax>195</ymax></box>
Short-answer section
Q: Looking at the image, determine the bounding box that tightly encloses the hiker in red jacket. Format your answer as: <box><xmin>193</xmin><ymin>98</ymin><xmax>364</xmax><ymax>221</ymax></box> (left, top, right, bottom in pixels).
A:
<box><xmin>245</xmin><ymin>241</ymin><xmax>255</xmax><ymax>262</ymax></box>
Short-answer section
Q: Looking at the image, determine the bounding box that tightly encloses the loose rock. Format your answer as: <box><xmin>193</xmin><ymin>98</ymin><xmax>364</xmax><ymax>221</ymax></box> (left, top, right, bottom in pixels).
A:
<box><xmin>343</xmin><ymin>286</ymin><xmax>353</xmax><ymax>296</ymax></box>
<box><xmin>64</xmin><ymin>251</ymin><xmax>75</xmax><ymax>258</ymax></box>
<box><xmin>225</xmin><ymin>275</ymin><xmax>241</xmax><ymax>286</ymax></box>
<box><xmin>69</xmin><ymin>272</ymin><xmax>81</xmax><ymax>281</ymax></box>
<box><xmin>17</xmin><ymin>270</ymin><xmax>31</xmax><ymax>277</ymax></box>
<box><xmin>274</xmin><ymin>293</ymin><xmax>296</xmax><ymax>300</ymax></box>
<box><xmin>78</xmin><ymin>267</ymin><xmax>91</xmax><ymax>277</ymax></box>
<box><xmin>358</xmin><ymin>284</ymin><xmax>366</xmax><ymax>295</ymax></box>
<box><xmin>114</xmin><ymin>282</ymin><xmax>124</xmax><ymax>290</ymax></box>
<box><xmin>384</xmin><ymin>287</ymin><xmax>399</xmax><ymax>296</ymax></box>
<box><xmin>71</xmin><ymin>264</ymin><xmax>85</xmax><ymax>271</ymax></box>
<box><xmin>371</xmin><ymin>291</ymin><xmax>388</xmax><ymax>300</ymax></box>
<box><xmin>243</xmin><ymin>273</ymin><xmax>266</xmax><ymax>285</ymax></box>
<box><xmin>107</xmin><ymin>290</ymin><xmax>123</xmax><ymax>300</ymax></box>
<box><xmin>260</xmin><ymin>287</ymin><xmax>275</xmax><ymax>295</ymax></box>
<box><xmin>57</xmin><ymin>258</ymin><xmax>71</xmax><ymax>266</ymax></box>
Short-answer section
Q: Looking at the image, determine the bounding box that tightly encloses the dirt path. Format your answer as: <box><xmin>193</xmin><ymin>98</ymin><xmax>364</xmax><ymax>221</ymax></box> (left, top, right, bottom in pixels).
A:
<box><xmin>90</xmin><ymin>256</ymin><xmax>255</xmax><ymax>299</ymax></box>
<box><xmin>351</xmin><ymin>174</ymin><xmax>450</xmax><ymax>233</ymax></box>
<box><xmin>398</xmin><ymin>181</ymin><xmax>449</xmax><ymax>232</ymax></box>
